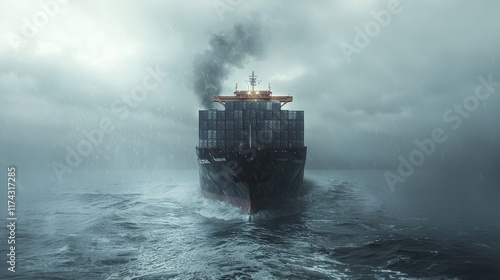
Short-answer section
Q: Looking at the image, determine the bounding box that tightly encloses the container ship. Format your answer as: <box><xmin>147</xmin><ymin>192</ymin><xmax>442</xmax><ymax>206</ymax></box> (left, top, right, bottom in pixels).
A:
<box><xmin>196</xmin><ymin>72</ymin><xmax>306</xmax><ymax>213</ymax></box>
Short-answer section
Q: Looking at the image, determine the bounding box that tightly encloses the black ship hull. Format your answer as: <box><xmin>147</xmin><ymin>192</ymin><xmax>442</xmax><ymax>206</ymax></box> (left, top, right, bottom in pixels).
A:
<box><xmin>197</xmin><ymin>147</ymin><xmax>307</xmax><ymax>214</ymax></box>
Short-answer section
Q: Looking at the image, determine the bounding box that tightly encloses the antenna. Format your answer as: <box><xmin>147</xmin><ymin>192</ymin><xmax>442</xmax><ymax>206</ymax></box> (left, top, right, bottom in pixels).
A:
<box><xmin>245</xmin><ymin>71</ymin><xmax>261</xmax><ymax>91</ymax></box>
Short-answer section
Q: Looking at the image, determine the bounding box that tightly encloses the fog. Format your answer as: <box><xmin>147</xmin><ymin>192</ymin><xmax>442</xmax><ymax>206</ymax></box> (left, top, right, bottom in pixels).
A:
<box><xmin>1</xmin><ymin>1</ymin><xmax>499</xmax><ymax>190</ymax></box>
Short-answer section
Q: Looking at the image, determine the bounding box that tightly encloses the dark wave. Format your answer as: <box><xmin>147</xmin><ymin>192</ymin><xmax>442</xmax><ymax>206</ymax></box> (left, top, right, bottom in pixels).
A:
<box><xmin>3</xmin><ymin>170</ymin><xmax>499</xmax><ymax>279</ymax></box>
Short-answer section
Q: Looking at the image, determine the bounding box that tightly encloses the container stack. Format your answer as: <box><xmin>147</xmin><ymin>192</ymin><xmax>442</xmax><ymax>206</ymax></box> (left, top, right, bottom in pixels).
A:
<box><xmin>199</xmin><ymin>102</ymin><xmax>304</xmax><ymax>149</ymax></box>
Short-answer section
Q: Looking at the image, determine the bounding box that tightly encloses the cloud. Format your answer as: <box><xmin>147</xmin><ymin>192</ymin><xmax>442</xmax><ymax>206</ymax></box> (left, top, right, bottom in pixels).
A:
<box><xmin>0</xmin><ymin>0</ymin><xmax>499</xmax><ymax>179</ymax></box>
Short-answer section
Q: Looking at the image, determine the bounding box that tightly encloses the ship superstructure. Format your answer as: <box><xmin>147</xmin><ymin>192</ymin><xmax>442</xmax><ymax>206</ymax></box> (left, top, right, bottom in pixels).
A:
<box><xmin>196</xmin><ymin>72</ymin><xmax>306</xmax><ymax>213</ymax></box>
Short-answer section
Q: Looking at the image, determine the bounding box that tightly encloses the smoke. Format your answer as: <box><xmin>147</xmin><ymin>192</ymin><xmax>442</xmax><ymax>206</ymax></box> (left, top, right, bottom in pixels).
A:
<box><xmin>193</xmin><ymin>22</ymin><xmax>265</xmax><ymax>108</ymax></box>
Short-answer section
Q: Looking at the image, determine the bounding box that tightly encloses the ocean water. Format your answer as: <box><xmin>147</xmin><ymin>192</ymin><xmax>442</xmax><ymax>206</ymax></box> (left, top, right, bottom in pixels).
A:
<box><xmin>1</xmin><ymin>170</ymin><xmax>499</xmax><ymax>279</ymax></box>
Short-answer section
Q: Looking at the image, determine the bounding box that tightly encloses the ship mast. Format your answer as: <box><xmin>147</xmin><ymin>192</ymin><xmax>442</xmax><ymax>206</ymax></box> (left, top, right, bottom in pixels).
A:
<box><xmin>246</xmin><ymin>71</ymin><xmax>260</xmax><ymax>92</ymax></box>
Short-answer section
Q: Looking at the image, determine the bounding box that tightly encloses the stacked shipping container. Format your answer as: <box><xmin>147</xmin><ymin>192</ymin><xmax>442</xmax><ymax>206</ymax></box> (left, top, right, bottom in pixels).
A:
<box><xmin>199</xmin><ymin>101</ymin><xmax>304</xmax><ymax>149</ymax></box>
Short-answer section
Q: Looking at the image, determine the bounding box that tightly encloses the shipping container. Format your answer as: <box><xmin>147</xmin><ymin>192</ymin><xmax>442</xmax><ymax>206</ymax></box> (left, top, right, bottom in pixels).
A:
<box><xmin>266</xmin><ymin>102</ymin><xmax>273</xmax><ymax>110</ymax></box>
<box><xmin>199</xmin><ymin>110</ymin><xmax>209</xmax><ymax>120</ymax></box>
<box><xmin>297</xmin><ymin>120</ymin><xmax>304</xmax><ymax>130</ymax></box>
<box><xmin>234</xmin><ymin>130</ymin><xmax>244</xmax><ymax>139</ymax></box>
<box><xmin>200</xmin><ymin>96</ymin><xmax>305</xmax><ymax>150</ymax></box>
<box><xmin>217</xmin><ymin>140</ymin><xmax>225</xmax><ymax>148</ymax></box>
<box><xmin>208</xmin><ymin>120</ymin><xmax>217</xmax><ymax>130</ymax></box>
<box><xmin>272</xmin><ymin>102</ymin><xmax>280</xmax><ymax>110</ymax></box>
<box><xmin>208</xmin><ymin>109</ymin><xmax>217</xmax><ymax>119</ymax></box>
<box><xmin>297</xmin><ymin>129</ymin><xmax>304</xmax><ymax>139</ymax></box>
<box><xmin>265</xmin><ymin>129</ymin><xmax>273</xmax><ymax>139</ymax></box>
<box><xmin>243</xmin><ymin>109</ymin><xmax>256</xmax><ymax>120</ymax></box>
<box><xmin>272</xmin><ymin>110</ymin><xmax>281</xmax><ymax>121</ymax></box>
<box><xmin>208</xmin><ymin>139</ymin><xmax>216</xmax><ymax>148</ymax></box>
<box><xmin>280</xmin><ymin>120</ymin><xmax>289</xmax><ymax>130</ymax></box>
<box><xmin>280</xmin><ymin>129</ymin><xmax>288</xmax><ymax>139</ymax></box>
<box><xmin>297</xmin><ymin>111</ymin><xmax>304</xmax><ymax>120</ymax></box>
<box><xmin>199</xmin><ymin>120</ymin><xmax>208</xmax><ymax>130</ymax></box>
<box><xmin>217</xmin><ymin>130</ymin><xmax>225</xmax><ymax>139</ymax></box>
<box><xmin>258</xmin><ymin>102</ymin><xmax>265</xmax><ymax>110</ymax></box>
<box><xmin>262</xmin><ymin>120</ymin><xmax>270</xmax><ymax>129</ymax></box>
<box><xmin>199</xmin><ymin>139</ymin><xmax>208</xmax><ymax>148</ymax></box>
<box><xmin>272</xmin><ymin>120</ymin><xmax>280</xmax><ymax>130</ymax></box>
<box><xmin>208</xmin><ymin>130</ymin><xmax>216</xmax><ymax>139</ymax></box>
<box><xmin>226</xmin><ymin>120</ymin><xmax>234</xmax><ymax>129</ymax></box>
<box><xmin>257</xmin><ymin>129</ymin><xmax>272</xmax><ymax>139</ymax></box>
<box><xmin>256</xmin><ymin>110</ymin><xmax>264</xmax><ymax>120</ymax></box>
<box><xmin>280</xmin><ymin>110</ymin><xmax>288</xmax><ymax>120</ymax></box>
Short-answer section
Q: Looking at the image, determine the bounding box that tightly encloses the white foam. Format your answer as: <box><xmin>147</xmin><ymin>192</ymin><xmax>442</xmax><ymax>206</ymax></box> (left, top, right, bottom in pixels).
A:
<box><xmin>194</xmin><ymin>197</ymin><xmax>248</xmax><ymax>221</ymax></box>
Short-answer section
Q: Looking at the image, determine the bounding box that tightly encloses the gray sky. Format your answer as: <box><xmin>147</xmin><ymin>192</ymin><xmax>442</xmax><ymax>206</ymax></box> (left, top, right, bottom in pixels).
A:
<box><xmin>1</xmin><ymin>0</ymin><xmax>500</xmax><ymax>183</ymax></box>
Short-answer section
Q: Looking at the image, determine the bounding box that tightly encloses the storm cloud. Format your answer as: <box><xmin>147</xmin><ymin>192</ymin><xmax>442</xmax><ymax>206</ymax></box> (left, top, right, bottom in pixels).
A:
<box><xmin>0</xmin><ymin>0</ymin><xmax>499</xmax><ymax>184</ymax></box>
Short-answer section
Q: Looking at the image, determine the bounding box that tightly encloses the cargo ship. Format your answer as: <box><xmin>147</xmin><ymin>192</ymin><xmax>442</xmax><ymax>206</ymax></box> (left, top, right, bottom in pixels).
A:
<box><xmin>196</xmin><ymin>72</ymin><xmax>307</xmax><ymax>213</ymax></box>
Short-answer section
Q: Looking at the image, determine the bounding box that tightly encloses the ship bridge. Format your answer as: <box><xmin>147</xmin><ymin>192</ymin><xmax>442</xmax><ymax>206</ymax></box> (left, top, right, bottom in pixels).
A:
<box><xmin>213</xmin><ymin>71</ymin><xmax>293</xmax><ymax>107</ymax></box>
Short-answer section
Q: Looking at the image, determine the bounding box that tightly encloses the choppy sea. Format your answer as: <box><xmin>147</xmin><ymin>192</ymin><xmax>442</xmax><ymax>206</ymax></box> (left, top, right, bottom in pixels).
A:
<box><xmin>1</xmin><ymin>170</ymin><xmax>499</xmax><ymax>279</ymax></box>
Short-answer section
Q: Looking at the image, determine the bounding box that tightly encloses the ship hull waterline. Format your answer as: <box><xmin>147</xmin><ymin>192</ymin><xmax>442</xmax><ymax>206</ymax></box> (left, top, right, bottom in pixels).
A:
<box><xmin>197</xmin><ymin>147</ymin><xmax>307</xmax><ymax>214</ymax></box>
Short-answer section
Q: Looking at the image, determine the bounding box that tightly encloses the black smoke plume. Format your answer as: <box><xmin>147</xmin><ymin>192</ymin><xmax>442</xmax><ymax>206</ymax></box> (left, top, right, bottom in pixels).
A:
<box><xmin>193</xmin><ymin>23</ymin><xmax>264</xmax><ymax>108</ymax></box>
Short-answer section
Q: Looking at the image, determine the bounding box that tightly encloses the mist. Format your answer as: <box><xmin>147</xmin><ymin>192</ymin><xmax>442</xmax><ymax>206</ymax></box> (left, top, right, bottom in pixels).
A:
<box><xmin>0</xmin><ymin>1</ymin><xmax>499</xmax><ymax>194</ymax></box>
